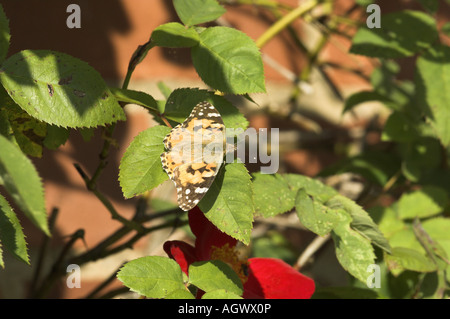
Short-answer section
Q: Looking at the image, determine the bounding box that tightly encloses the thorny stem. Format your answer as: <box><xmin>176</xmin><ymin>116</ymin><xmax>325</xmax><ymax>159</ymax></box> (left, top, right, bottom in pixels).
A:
<box><xmin>69</xmin><ymin>208</ymin><xmax>183</xmax><ymax>266</ymax></box>
<box><xmin>73</xmin><ymin>164</ymin><xmax>143</xmax><ymax>232</ymax></box>
<box><xmin>32</xmin><ymin>229</ymin><xmax>86</xmax><ymax>298</ymax></box>
<box><xmin>29</xmin><ymin>208</ymin><xmax>59</xmax><ymax>297</ymax></box>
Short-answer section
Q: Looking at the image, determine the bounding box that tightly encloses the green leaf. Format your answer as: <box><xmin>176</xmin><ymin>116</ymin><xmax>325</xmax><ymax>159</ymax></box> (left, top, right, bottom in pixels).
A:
<box><xmin>295</xmin><ymin>189</ymin><xmax>341</xmax><ymax>237</ymax></box>
<box><xmin>343</xmin><ymin>90</ymin><xmax>395</xmax><ymax>113</ymax></box>
<box><xmin>117</xmin><ymin>256</ymin><xmax>186</xmax><ymax>298</ymax></box>
<box><xmin>199</xmin><ymin>163</ymin><xmax>254</xmax><ymax>245</ymax></box>
<box><xmin>119</xmin><ymin>126</ymin><xmax>171</xmax><ymax>198</ymax></box>
<box><xmin>251</xmin><ymin>231</ymin><xmax>297</xmax><ymax>264</ymax></box>
<box><xmin>188</xmin><ymin>260</ymin><xmax>243</xmax><ymax>296</ymax></box>
<box><xmin>312</xmin><ymin>287</ymin><xmax>380</xmax><ymax>299</ymax></box>
<box><xmin>370</xmin><ymin>60</ymin><xmax>416</xmax><ymax>113</ymax></box>
<box><xmin>157</xmin><ymin>81</ymin><xmax>172</xmax><ymax>99</ymax></box>
<box><xmin>388</xmin><ymin>227</ymin><xmax>424</xmax><ymax>254</ymax></box>
<box><xmin>350</xmin><ymin>10</ymin><xmax>438</xmax><ymax>58</ymax></box>
<box><xmin>282</xmin><ymin>173</ymin><xmax>338</xmax><ymax>202</ymax></box>
<box><xmin>399</xmin><ymin>137</ymin><xmax>442</xmax><ymax>182</ymax></box>
<box><xmin>173</xmin><ymin>0</ymin><xmax>226</xmax><ymax>27</ymax></box>
<box><xmin>397</xmin><ymin>185</ymin><xmax>448</xmax><ymax>219</ymax></box>
<box><xmin>415</xmin><ymin>0</ymin><xmax>439</xmax><ymax>13</ymax></box>
<box><xmin>165</xmin><ymin>289</ymin><xmax>195</xmax><ymax>299</ymax></box>
<box><xmin>252</xmin><ymin>173</ymin><xmax>296</xmax><ymax>217</ymax></box>
<box><xmin>1</xmin><ymin>106</ymin><xmax>46</xmax><ymax>158</ymax></box>
<box><xmin>331</xmin><ymin>214</ymin><xmax>376</xmax><ymax>283</ymax></box>
<box><xmin>318</xmin><ymin>151</ymin><xmax>401</xmax><ymax>186</ymax></box>
<box><xmin>252</xmin><ymin>173</ymin><xmax>340</xmax><ymax>224</ymax></box>
<box><xmin>191</xmin><ymin>27</ymin><xmax>266</xmax><ymax>94</ymax></box>
<box><xmin>164</xmin><ymin>88</ymin><xmax>249</xmax><ymax>130</ymax></box>
<box><xmin>442</xmin><ymin>22</ymin><xmax>450</xmax><ymax>36</ymax></box>
<box><xmin>109</xmin><ymin>87</ymin><xmax>158</xmax><ymax>111</ymax></box>
<box><xmin>382</xmin><ymin>111</ymin><xmax>419</xmax><ymax>143</ymax></box>
<box><xmin>0</xmin><ymin>194</ymin><xmax>29</xmax><ymax>265</ymax></box>
<box><xmin>370</xmin><ymin>206</ymin><xmax>405</xmax><ymax>238</ymax></box>
<box><xmin>422</xmin><ymin>217</ymin><xmax>450</xmax><ymax>280</ymax></box>
<box><xmin>0</xmin><ymin>4</ymin><xmax>10</xmax><ymax>64</ymax></box>
<box><xmin>43</xmin><ymin>125</ymin><xmax>69</xmax><ymax>150</ymax></box>
<box><xmin>202</xmin><ymin>289</ymin><xmax>243</xmax><ymax>299</ymax></box>
<box><xmin>0</xmin><ymin>50</ymin><xmax>125</xmax><ymax>128</ymax></box>
<box><xmin>384</xmin><ymin>247</ymin><xmax>437</xmax><ymax>275</ymax></box>
<box><xmin>0</xmin><ymin>134</ymin><xmax>48</xmax><ymax>235</ymax></box>
<box><xmin>327</xmin><ymin>195</ymin><xmax>391</xmax><ymax>254</ymax></box>
<box><xmin>151</xmin><ymin>22</ymin><xmax>199</xmax><ymax>48</ymax></box>
<box><xmin>415</xmin><ymin>44</ymin><xmax>450</xmax><ymax>146</ymax></box>
<box><xmin>78</xmin><ymin>127</ymin><xmax>95</xmax><ymax>142</ymax></box>
<box><xmin>0</xmin><ymin>87</ymin><xmax>47</xmax><ymax>157</ymax></box>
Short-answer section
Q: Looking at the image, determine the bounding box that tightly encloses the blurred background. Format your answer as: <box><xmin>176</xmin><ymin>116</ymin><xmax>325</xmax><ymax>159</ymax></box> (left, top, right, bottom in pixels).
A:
<box><xmin>0</xmin><ymin>0</ymin><xmax>449</xmax><ymax>298</ymax></box>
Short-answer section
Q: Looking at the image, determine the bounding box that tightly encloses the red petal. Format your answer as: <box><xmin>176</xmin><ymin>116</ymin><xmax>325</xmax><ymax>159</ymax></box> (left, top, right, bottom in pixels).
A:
<box><xmin>163</xmin><ymin>240</ymin><xmax>197</xmax><ymax>275</ymax></box>
<box><xmin>188</xmin><ymin>207</ymin><xmax>237</xmax><ymax>260</ymax></box>
<box><xmin>243</xmin><ymin>258</ymin><xmax>315</xmax><ymax>299</ymax></box>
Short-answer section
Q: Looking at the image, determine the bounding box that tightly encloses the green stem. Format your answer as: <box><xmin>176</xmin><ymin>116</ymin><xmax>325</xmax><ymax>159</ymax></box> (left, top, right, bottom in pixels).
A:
<box><xmin>256</xmin><ymin>0</ymin><xmax>320</xmax><ymax>48</ymax></box>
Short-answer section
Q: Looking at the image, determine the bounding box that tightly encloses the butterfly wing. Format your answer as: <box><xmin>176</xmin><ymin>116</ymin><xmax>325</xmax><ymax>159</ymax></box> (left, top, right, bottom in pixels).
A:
<box><xmin>161</xmin><ymin>101</ymin><xmax>225</xmax><ymax>211</ymax></box>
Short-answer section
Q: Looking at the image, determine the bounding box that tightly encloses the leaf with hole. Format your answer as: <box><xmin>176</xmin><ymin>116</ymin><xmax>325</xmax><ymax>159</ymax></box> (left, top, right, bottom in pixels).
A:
<box><xmin>0</xmin><ymin>50</ymin><xmax>125</xmax><ymax>128</ymax></box>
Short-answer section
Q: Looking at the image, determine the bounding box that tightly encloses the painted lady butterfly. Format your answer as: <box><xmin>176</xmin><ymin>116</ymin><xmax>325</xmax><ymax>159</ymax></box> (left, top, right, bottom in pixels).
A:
<box><xmin>160</xmin><ymin>101</ymin><xmax>225</xmax><ymax>211</ymax></box>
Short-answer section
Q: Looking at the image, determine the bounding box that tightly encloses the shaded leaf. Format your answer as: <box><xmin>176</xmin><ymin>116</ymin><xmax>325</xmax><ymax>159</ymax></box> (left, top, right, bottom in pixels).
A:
<box><xmin>415</xmin><ymin>45</ymin><xmax>450</xmax><ymax>146</ymax></box>
<box><xmin>151</xmin><ymin>22</ymin><xmax>199</xmax><ymax>48</ymax></box>
<box><xmin>164</xmin><ymin>88</ymin><xmax>249</xmax><ymax>130</ymax></box>
<box><xmin>397</xmin><ymin>185</ymin><xmax>448</xmax><ymax>219</ymax></box>
<box><xmin>110</xmin><ymin>87</ymin><xmax>158</xmax><ymax>111</ymax></box>
<box><xmin>350</xmin><ymin>10</ymin><xmax>438</xmax><ymax>58</ymax></box>
<box><xmin>173</xmin><ymin>0</ymin><xmax>226</xmax><ymax>26</ymax></box>
<box><xmin>199</xmin><ymin>163</ymin><xmax>254</xmax><ymax>245</ymax></box>
<box><xmin>0</xmin><ymin>194</ymin><xmax>29</xmax><ymax>265</ymax></box>
<box><xmin>0</xmin><ymin>134</ymin><xmax>48</xmax><ymax>235</ymax></box>
<box><xmin>0</xmin><ymin>4</ymin><xmax>10</xmax><ymax>64</ymax></box>
<box><xmin>327</xmin><ymin>195</ymin><xmax>391</xmax><ymax>254</ymax></box>
<box><xmin>191</xmin><ymin>27</ymin><xmax>265</xmax><ymax>94</ymax></box>
<box><xmin>384</xmin><ymin>247</ymin><xmax>437</xmax><ymax>275</ymax></box>
<box><xmin>0</xmin><ymin>50</ymin><xmax>125</xmax><ymax>128</ymax></box>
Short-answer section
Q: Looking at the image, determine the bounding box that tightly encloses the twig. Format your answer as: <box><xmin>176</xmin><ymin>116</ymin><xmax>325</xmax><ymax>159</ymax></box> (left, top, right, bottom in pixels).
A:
<box><xmin>32</xmin><ymin>229</ymin><xmax>86</xmax><ymax>298</ymax></box>
<box><xmin>29</xmin><ymin>207</ymin><xmax>59</xmax><ymax>297</ymax></box>
<box><xmin>84</xmin><ymin>263</ymin><xmax>126</xmax><ymax>299</ymax></box>
<box><xmin>293</xmin><ymin>234</ymin><xmax>330</xmax><ymax>270</ymax></box>
<box><xmin>73</xmin><ymin>163</ymin><xmax>144</xmax><ymax>232</ymax></box>
<box><xmin>69</xmin><ymin>207</ymin><xmax>182</xmax><ymax>266</ymax></box>
<box><xmin>256</xmin><ymin>0</ymin><xmax>320</xmax><ymax>48</ymax></box>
